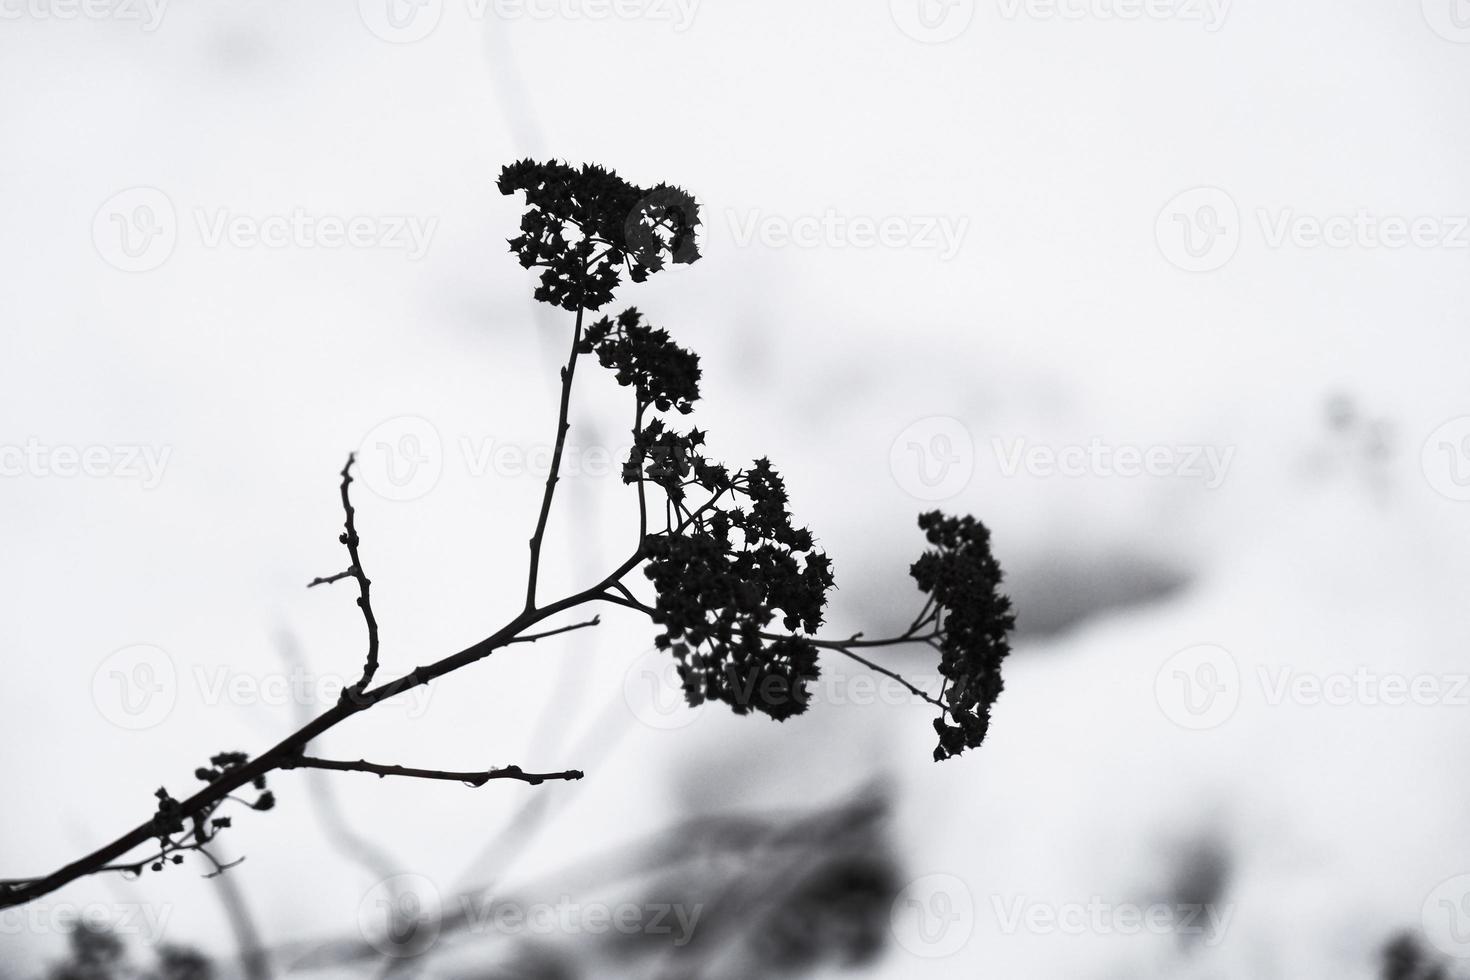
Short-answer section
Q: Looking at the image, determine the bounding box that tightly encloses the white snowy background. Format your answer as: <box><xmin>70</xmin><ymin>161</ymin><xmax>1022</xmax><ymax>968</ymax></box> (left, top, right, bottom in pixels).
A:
<box><xmin>5</xmin><ymin>0</ymin><xmax>1470</xmax><ymax>977</ymax></box>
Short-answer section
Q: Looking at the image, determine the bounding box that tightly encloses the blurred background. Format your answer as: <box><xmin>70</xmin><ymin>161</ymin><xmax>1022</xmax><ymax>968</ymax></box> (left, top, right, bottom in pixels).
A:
<box><xmin>5</xmin><ymin>0</ymin><xmax>1470</xmax><ymax>976</ymax></box>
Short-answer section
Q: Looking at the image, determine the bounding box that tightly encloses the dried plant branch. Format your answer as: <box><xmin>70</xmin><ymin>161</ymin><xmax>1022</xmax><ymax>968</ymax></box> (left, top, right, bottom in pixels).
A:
<box><xmin>508</xmin><ymin>615</ymin><xmax>602</xmax><ymax>645</ymax></box>
<box><xmin>307</xmin><ymin>454</ymin><xmax>382</xmax><ymax>699</ymax></box>
<box><xmin>2</xmin><ymin>158</ymin><xmax>1013</xmax><ymax>913</ymax></box>
<box><xmin>524</xmin><ymin>294</ymin><xmax>587</xmax><ymax>613</ymax></box>
<box><xmin>279</xmin><ymin>756</ymin><xmax>584</xmax><ymax>787</ymax></box>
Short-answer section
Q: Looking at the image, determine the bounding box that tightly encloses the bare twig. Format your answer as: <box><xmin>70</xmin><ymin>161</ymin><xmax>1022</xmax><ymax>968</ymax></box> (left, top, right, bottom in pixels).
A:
<box><xmin>308</xmin><ymin>454</ymin><xmax>381</xmax><ymax>699</ymax></box>
<box><xmin>507</xmin><ymin>616</ymin><xmax>601</xmax><ymax>645</ymax></box>
<box><xmin>280</xmin><ymin>757</ymin><xmax>584</xmax><ymax>788</ymax></box>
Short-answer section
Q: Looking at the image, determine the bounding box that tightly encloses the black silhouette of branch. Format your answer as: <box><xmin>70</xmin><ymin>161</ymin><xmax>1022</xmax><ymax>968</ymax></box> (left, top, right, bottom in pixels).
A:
<box><xmin>508</xmin><ymin>615</ymin><xmax>601</xmax><ymax>645</ymax></box>
<box><xmin>1</xmin><ymin>159</ymin><xmax>1013</xmax><ymax>911</ymax></box>
<box><xmin>307</xmin><ymin>455</ymin><xmax>380</xmax><ymax>700</ymax></box>
<box><xmin>280</xmin><ymin>757</ymin><xmax>584</xmax><ymax>787</ymax></box>
<box><xmin>524</xmin><ymin>295</ymin><xmax>587</xmax><ymax>613</ymax></box>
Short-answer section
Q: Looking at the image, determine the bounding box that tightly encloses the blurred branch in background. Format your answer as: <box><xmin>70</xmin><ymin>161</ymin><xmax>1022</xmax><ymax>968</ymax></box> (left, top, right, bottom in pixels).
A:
<box><xmin>273</xmin><ymin>781</ymin><xmax>897</xmax><ymax>979</ymax></box>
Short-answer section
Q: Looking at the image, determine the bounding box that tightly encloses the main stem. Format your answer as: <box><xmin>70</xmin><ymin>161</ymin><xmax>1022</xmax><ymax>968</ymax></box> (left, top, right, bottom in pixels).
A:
<box><xmin>524</xmin><ymin>302</ymin><xmax>586</xmax><ymax>613</ymax></box>
<box><xmin>0</xmin><ymin>552</ymin><xmax>644</xmax><ymax>910</ymax></box>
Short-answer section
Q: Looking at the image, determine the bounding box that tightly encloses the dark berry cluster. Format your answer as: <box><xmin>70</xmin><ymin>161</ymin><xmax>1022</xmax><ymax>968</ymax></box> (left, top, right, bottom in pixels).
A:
<box><xmin>580</xmin><ymin>307</ymin><xmax>701</xmax><ymax>414</ymax></box>
<box><xmin>624</xmin><ymin>419</ymin><xmax>703</xmax><ymax>503</ymax></box>
<box><xmin>910</xmin><ymin>512</ymin><xmax>1015</xmax><ymax>760</ymax></box>
<box><xmin>497</xmin><ymin>160</ymin><xmax>700</xmax><ymax>312</ymax></box>
<box><xmin>642</xmin><ymin>459</ymin><xmax>834</xmax><ymax>721</ymax></box>
<box><xmin>194</xmin><ymin>751</ymin><xmax>274</xmax><ymax>812</ymax></box>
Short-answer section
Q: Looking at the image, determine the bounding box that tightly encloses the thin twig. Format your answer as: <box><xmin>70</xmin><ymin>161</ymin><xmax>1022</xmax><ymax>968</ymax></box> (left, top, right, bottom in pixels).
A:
<box><xmin>280</xmin><ymin>757</ymin><xmax>584</xmax><ymax>788</ymax></box>
<box><xmin>507</xmin><ymin>616</ymin><xmax>601</xmax><ymax>645</ymax></box>
<box><xmin>309</xmin><ymin>454</ymin><xmax>381</xmax><ymax>698</ymax></box>
<box><xmin>828</xmin><ymin>647</ymin><xmax>945</xmax><ymax>711</ymax></box>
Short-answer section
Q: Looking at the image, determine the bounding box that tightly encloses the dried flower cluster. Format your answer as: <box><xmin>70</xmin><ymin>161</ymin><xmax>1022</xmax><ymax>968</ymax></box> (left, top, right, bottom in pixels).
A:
<box><xmin>911</xmin><ymin>512</ymin><xmax>1015</xmax><ymax>760</ymax></box>
<box><xmin>497</xmin><ymin>159</ymin><xmax>700</xmax><ymax>312</ymax></box>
